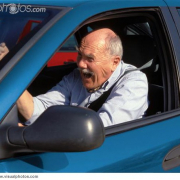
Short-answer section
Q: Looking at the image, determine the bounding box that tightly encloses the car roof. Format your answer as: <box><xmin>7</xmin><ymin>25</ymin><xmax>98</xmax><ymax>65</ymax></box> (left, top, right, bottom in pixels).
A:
<box><xmin>0</xmin><ymin>0</ymin><xmax>168</xmax><ymax>7</ymax></box>
<box><xmin>163</xmin><ymin>0</ymin><xmax>180</xmax><ymax>6</ymax></box>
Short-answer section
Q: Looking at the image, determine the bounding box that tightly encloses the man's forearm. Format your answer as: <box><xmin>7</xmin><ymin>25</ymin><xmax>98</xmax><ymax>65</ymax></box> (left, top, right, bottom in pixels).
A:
<box><xmin>16</xmin><ymin>90</ymin><xmax>34</xmax><ymax>120</ymax></box>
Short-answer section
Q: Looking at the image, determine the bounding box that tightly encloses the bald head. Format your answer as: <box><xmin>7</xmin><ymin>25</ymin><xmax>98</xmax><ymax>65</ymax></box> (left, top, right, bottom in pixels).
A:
<box><xmin>82</xmin><ymin>28</ymin><xmax>123</xmax><ymax>59</ymax></box>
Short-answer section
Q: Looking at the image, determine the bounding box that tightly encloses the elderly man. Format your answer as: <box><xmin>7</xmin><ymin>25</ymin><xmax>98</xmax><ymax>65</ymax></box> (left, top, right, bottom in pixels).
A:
<box><xmin>16</xmin><ymin>28</ymin><xmax>148</xmax><ymax>127</ymax></box>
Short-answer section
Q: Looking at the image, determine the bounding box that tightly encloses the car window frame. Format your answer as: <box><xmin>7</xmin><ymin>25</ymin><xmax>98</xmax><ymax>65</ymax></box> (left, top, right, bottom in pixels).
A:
<box><xmin>168</xmin><ymin>7</ymin><xmax>180</xmax><ymax>37</ymax></box>
<box><xmin>167</xmin><ymin>7</ymin><xmax>180</xmax><ymax>70</ymax></box>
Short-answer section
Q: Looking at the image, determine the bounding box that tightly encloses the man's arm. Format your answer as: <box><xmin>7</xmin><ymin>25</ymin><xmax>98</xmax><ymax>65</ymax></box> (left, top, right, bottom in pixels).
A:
<box><xmin>16</xmin><ymin>90</ymin><xmax>34</xmax><ymax>120</ymax></box>
<box><xmin>20</xmin><ymin>70</ymin><xmax>77</xmax><ymax>125</ymax></box>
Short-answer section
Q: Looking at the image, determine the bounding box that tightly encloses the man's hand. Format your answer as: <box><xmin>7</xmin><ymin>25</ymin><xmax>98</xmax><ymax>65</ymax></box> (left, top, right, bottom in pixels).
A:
<box><xmin>0</xmin><ymin>42</ymin><xmax>9</xmax><ymax>61</ymax></box>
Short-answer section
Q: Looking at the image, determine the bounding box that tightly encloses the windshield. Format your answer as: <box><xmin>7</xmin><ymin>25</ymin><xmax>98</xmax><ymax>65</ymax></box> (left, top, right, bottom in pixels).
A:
<box><xmin>0</xmin><ymin>3</ymin><xmax>66</xmax><ymax>79</ymax></box>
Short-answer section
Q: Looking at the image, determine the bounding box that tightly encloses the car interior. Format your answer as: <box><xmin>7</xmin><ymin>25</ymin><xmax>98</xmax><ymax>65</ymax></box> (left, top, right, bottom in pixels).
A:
<box><xmin>27</xmin><ymin>13</ymin><xmax>165</xmax><ymax>120</ymax></box>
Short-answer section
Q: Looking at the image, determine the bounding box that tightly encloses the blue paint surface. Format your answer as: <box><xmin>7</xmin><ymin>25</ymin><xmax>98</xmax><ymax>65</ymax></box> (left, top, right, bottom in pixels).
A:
<box><xmin>1</xmin><ymin>115</ymin><xmax>180</xmax><ymax>172</ymax></box>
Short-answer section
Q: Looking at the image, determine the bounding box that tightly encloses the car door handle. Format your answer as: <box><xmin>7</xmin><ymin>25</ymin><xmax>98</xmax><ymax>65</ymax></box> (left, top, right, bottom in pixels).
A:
<box><xmin>162</xmin><ymin>144</ymin><xmax>180</xmax><ymax>171</ymax></box>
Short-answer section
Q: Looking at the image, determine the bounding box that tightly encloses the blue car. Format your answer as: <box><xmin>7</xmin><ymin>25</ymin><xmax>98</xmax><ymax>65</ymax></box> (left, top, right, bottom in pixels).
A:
<box><xmin>0</xmin><ymin>0</ymin><xmax>180</xmax><ymax>172</ymax></box>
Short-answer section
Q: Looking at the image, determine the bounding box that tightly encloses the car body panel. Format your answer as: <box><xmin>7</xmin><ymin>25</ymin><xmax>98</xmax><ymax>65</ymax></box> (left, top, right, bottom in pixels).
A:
<box><xmin>0</xmin><ymin>0</ymin><xmax>90</xmax><ymax>7</ymax></box>
<box><xmin>1</xmin><ymin>114</ymin><xmax>180</xmax><ymax>172</ymax></box>
<box><xmin>1</xmin><ymin>0</ymin><xmax>167</xmax><ymax>7</ymax></box>
<box><xmin>164</xmin><ymin>0</ymin><xmax>180</xmax><ymax>6</ymax></box>
<box><xmin>1</xmin><ymin>0</ymin><xmax>180</xmax><ymax>173</ymax></box>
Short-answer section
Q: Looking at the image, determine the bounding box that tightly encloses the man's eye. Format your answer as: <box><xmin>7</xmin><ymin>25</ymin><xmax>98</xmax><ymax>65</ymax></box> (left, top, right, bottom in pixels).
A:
<box><xmin>87</xmin><ymin>57</ymin><xmax>94</xmax><ymax>62</ymax></box>
<box><xmin>77</xmin><ymin>53</ymin><xmax>82</xmax><ymax>61</ymax></box>
<box><xmin>77</xmin><ymin>53</ymin><xmax>82</xmax><ymax>57</ymax></box>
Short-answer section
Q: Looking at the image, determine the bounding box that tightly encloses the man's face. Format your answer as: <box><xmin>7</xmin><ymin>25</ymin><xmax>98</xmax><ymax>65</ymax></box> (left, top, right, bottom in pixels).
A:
<box><xmin>76</xmin><ymin>35</ymin><xmax>117</xmax><ymax>91</ymax></box>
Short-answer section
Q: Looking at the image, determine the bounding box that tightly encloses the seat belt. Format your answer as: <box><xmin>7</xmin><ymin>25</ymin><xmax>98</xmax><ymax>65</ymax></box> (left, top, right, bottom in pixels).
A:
<box><xmin>88</xmin><ymin>59</ymin><xmax>153</xmax><ymax>112</ymax></box>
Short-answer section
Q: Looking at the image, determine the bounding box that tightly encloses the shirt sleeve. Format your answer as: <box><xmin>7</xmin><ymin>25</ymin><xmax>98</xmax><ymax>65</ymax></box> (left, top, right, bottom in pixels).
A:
<box><xmin>26</xmin><ymin>70</ymin><xmax>76</xmax><ymax>125</ymax></box>
<box><xmin>98</xmin><ymin>71</ymin><xmax>148</xmax><ymax>127</ymax></box>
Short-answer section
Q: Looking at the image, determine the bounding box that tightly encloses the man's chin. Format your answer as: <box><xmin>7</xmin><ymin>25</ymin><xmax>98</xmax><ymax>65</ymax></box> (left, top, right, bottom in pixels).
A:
<box><xmin>82</xmin><ymin>78</ymin><xmax>92</xmax><ymax>86</ymax></box>
<box><xmin>83</xmin><ymin>84</ymin><xmax>92</xmax><ymax>90</ymax></box>
<box><xmin>81</xmin><ymin>77</ymin><xmax>97</xmax><ymax>91</ymax></box>
<box><xmin>83</xmin><ymin>82</ymin><xmax>93</xmax><ymax>90</ymax></box>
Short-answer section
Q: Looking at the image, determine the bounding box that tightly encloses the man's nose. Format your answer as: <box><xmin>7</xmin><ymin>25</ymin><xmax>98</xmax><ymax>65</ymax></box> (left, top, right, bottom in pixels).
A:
<box><xmin>77</xmin><ymin>58</ymin><xmax>87</xmax><ymax>69</ymax></box>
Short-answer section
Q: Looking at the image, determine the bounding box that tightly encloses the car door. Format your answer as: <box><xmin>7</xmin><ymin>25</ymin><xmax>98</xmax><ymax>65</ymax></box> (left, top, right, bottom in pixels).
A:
<box><xmin>1</xmin><ymin>0</ymin><xmax>180</xmax><ymax>173</ymax></box>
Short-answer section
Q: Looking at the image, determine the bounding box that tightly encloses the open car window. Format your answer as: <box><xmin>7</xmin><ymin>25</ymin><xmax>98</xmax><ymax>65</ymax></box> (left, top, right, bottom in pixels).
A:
<box><xmin>27</xmin><ymin>9</ymin><xmax>177</xmax><ymax>130</ymax></box>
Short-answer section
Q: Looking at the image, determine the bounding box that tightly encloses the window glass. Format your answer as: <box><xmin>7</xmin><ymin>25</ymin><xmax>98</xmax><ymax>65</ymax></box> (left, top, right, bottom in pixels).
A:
<box><xmin>0</xmin><ymin>13</ymin><xmax>48</xmax><ymax>50</ymax></box>
<box><xmin>0</xmin><ymin>5</ymin><xmax>61</xmax><ymax>70</ymax></box>
<box><xmin>59</xmin><ymin>35</ymin><xmax>77</xmax><ymax>51</ymax></box>
<box><xmin>47</xmin><ymin>35</ymin><xmax>78</xmax><ymax>67</ymax></box>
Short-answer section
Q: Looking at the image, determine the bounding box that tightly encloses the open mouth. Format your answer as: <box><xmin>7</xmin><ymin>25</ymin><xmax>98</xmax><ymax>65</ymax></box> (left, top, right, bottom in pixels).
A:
<box><xmin>79</xmin><ymin>68</ymin><xmax>94</xmax><ymax>79</ymax></box>
<box><xmin>83</xmin><ymin>71</ymin><xmax>94</xmax><ymax>78</ymax></box>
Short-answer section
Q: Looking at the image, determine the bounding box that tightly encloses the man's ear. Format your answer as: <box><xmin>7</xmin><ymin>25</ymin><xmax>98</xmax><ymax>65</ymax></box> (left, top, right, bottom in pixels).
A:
<box><xmin>111</xmin><ymin>56</ymin><xmax>120</xmax><ymax>72</ymax></box>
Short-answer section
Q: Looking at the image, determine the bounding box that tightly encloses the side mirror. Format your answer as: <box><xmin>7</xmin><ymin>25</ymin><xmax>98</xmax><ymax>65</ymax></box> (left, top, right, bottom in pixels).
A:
<box><xmin>0</xmin><ymin>106</ymin><xmax>105</xmax><ymax>159</ymax></box>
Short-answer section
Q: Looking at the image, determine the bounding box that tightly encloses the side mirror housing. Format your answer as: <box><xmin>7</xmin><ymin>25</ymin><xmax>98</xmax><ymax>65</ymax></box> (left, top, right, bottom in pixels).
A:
<box><xmin>0</xmin><ymin>106</ymin><xmax>105</xmax><ymax>159</ymax></box>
